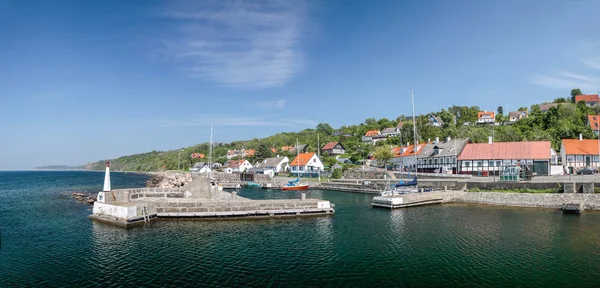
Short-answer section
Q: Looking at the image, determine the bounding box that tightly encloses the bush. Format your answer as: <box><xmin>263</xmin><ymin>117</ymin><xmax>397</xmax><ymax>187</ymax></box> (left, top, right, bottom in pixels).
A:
<box><xmin>332</xmin><ymin>168</ymin><xmax>342</xmax><ymax>179</ymax></box>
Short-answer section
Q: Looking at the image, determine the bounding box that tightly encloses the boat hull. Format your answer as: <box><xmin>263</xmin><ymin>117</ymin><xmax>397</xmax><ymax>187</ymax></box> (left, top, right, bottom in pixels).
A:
<box><xmin>282</xmin><ymin>185</ymin><xmax>309</xmax><ymax>191</ymax></box>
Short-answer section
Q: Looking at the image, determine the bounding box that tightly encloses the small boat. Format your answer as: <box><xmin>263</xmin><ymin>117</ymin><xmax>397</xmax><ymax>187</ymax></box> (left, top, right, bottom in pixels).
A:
<box><xmin>247</xmin><ymin>182</ymin><xmax>261</xmax><ymax>187</ymax></box>
<box><xmin>282</xmin><ymin>178</ymin><xmax>309</xmax><ymax>191</ymax></box>
<box><xmin>379</xmin><ymin>177</ymin><xmax>419</xmax><ymax>196</ymax></box>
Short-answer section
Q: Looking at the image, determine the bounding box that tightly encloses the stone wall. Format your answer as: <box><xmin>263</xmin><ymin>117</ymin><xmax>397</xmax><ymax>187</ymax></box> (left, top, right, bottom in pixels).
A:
<box><xmin>155</xmin><ymin>199</ymin><xmax>323</xmax><ymax>213</ymax></box>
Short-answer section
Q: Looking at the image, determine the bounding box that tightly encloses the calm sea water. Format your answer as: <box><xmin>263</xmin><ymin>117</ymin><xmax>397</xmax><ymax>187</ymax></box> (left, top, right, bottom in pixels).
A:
<box><xmin>1</xmin><ymin>171</ymin><xmax>600</xmax><ymax>287</ymax></box>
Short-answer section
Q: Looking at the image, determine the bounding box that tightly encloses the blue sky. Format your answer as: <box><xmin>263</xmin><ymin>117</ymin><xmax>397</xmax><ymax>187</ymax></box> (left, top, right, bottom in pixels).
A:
<box><xmin>1</xmin><ymin>0</ymin><xmax>600</xmax><ymax>170</ymax></box>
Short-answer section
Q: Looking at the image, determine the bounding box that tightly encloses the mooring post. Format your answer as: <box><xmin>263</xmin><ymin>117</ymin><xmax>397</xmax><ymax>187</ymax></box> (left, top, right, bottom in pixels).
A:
<box><xmin>231</xmin><ymin>191</ymin><xmax>237</xmax><ymax>200</ymax></box>
<box><xmin>301</xmin><ymin>193</ymin><xmax>306</xmax><ymax>200</ymax></box>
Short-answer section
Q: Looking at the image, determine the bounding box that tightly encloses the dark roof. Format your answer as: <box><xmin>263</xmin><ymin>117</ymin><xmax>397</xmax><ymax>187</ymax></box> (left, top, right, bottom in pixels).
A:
<box><xmin>192</xmin><ymin>162</ymin><xmax>207</xmax><ymax>168</ymax></box>
<box><xmin>539</xmin><ymin>103</ymin><xmax>560</xmax><ymax>111</ymax></box>
<box><xmin>428</xmin><ymin>115</ymin><xmax>444</xmax><ymax>125</ymax></box>
<box><xmin>419</xmin><ymin>138</ymin><xmax>469</xmax><ymax>158</ymax></box>
<box><xmin>382</xmin><ymin>127</ymin><xmax>397</xmax><ymax>134</ymax></box>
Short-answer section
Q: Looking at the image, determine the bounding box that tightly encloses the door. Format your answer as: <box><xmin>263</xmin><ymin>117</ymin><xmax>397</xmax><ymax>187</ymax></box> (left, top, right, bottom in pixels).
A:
<box><xmin>586</xmin><ymin>156</ymin><xmax>591</xmax><ymax>167</ymax></box>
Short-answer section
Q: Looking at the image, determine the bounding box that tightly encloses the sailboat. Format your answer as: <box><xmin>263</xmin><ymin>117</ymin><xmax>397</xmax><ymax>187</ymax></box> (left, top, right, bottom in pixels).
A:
<box><xmin>379</xmin><ymin>90</ymin><xmax>419</xmax><ymax>196</ymax></box>
<box><xmin>282</xmin><ymin>139</ymin><xmax>309</xmax><ymax>190</ymax></box>
<box><xmin>207</xmin><ymin>124</ymin><xmax>223</xmax><ymax>191</ymax></box>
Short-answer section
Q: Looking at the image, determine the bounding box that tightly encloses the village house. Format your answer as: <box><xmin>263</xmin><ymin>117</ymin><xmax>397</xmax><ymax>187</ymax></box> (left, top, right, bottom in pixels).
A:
<box><xmin>321</xmin><ymin>142</ymin><xmax>345</xmax><ymax>156</ymax></box>
<box><xmin>587</xmin><ymin>115</ymin><xmax>600</xmax><ymax>136</ymax></box>
<box><xmin>211</xmin><ymin>162</ymin><xmax>222</xmax><ymax>169</ymax></box>
<box><xmin>389</xmin><ymin>142</ymin><xmax>427</xmax><ymax>171</ymax></box>
<box><xmin>226</xmin><ymin>149</ymin><xmax>243</xmax><ymax>159</ymax></box>
<box><xmin>561</xmin><ymin>137</ymin><xmax>600</xmax><ymax>171</ymax></box>
<box><xmin>417</xmin><ymin>137</ymin><xmax>470</xmax><ymax>174</ymax></box>
<box><xmin>362</xmin><ymin>130</ymin><xmax>381</xmax><ymax>142</ymax></box>
<box><xmin>254</xmin><ymin>156</ymin><xmax>289</xmax><ymax>176</ymax></box>
<box><xmin>289</xmin><ymin>152</ymin><xmax>324</xmax><ymax>175</ymax></box>
<box><xmin>458</xmin><ymin>140</ymin><xmax>555</xmax><ymax>176</ymax></box>
<box><xmin>575</xmin><ymin>94</ymin><xmax>600</xmax><ymax>107</ymax></box>
<box><xmin>282</xmin><ymin>144</ymin><xmax>308</xmax><ymax>154</ymax></box>
<box><xmin>189</xmin><ymin>162</ymin><xmax>211</xmax><ymax>173</ymax></box>
<box><xmin>477</xmin><ymin>111</ymin><xmax>495</xmax><ymax>124</ymax></box>
<box><xmin>428</xmin><ymin>115</ymin><xmax>444</xmax><ymax>127</ymax></box>
<box><xmin>539</xmin><ymin>103</ymin><xmax>560</xmax><ymax>112</ymax></box>
<box><xmin>381</xmin><ymin>127</ymin><xmax>399</xmax><ymax>137</ymax></box>
<box><xmin>223</xmin><ymin>159</ymin><xmax>253</xmax><ymax>173</ymax></box>
<box><xmin>507</xmin><ymin>111</ymin><xmax>528</xmax><ymax>122</ymax></box>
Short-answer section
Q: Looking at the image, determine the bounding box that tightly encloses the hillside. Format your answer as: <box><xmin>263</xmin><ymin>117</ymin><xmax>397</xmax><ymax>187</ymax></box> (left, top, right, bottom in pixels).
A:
<box><xmin>85</xmin><ymin>90</ymin><xmax>599</xmax><ymax>172</ymax></box>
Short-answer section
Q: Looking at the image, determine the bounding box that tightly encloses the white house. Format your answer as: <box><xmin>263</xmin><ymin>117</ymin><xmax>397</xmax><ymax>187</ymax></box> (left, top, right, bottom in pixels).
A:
<box><xmin>254</xmin><ymin>156</ymin><xmax>289</xmax><ymax>175</ymax></box>
<box><xmin>223</xmin><ymin>159</ymin><xmax>253</xmax><ymax>173</ymax></box>
<box><xmin>381</xmin><ymin>127</ymin><xmax>399</xmax><ymax>137</ymax></box>
<box><xmin>561</xmin><ymin>137</ymin><xmax>600</xmax><ymax>171</ymax></box>
<box><xmin>189</xmin><ymin>162</ymin><xmax>211</xmax><ymax>173</ymax></box>
<box><xmin>428</xmin><ymin>115</ymin><xmax>444</xmax><ymax>127</ymax></box>
<box><xmin>289</xmin><ymin>152</ymin><xmax>324</xmax><ymax>174</ymax></box>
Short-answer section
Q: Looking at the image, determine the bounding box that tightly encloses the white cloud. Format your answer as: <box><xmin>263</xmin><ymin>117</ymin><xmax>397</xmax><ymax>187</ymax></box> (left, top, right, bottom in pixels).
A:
<box><xmin>160</xmin><ymin>116</ymin><xmax>315</xmax><ymax>128</ymax></box>
<box><xmin>530</xmin><ymin>70</ymin><xmax>599</xmax><ymax>91</ymax></box>
<box><xmin>161</xmin><ymin>0</ymin><xmax>308</xmax><ymax>89</ymax></box>
<box><xmin>583</xmin><ymin>59</ymin><xmax>600</xmax><ymax>70</ymax></box>
<box><xmin>256</xmin><ymin>99</ymin><xmax>286</xmax><ymax>109</ymax></box>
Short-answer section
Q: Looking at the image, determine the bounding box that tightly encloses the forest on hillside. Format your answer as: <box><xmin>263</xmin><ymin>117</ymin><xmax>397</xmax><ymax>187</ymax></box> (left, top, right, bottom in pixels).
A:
<box><xmin>85</xmin><ymin>89</ymin><xmax>598</xmax><ymax>172</ymax></box>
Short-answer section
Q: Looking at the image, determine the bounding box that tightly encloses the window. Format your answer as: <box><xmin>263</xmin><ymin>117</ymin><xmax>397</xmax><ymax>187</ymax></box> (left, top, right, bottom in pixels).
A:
<box><xmin>489</xmin><ymin>160</ymin><xmax>495</xmax><ymax>167</ymax></box>
<box><xmin>464</xmin><ymin>161</ymin><xmax>470</xmax><ymax>167</ymax></box>
<box><xmin>473</xmin><ymin>161</ymin><xmax>478</xmax><ymax>167</ymax></box>
<box><xmin>433</xmin><ymin>159</ymin><xmax>437</xmax><ymax>165</ymax></box>
<box><xmin>300</xmin><ymin>166</ymin><xmax>304</xmax><ymax>171</ymax></box>
<box><xmin>566</xmin><ymin>155</ymin><xmax>575</xmax><ymax>162</ymax></box>
<box><xmin>313</xmin><ymin>158</ymin><xmax>317</xmax><ymax>163</ymax></box>
<box><xmin>496</xmin><ymin>161</ymin><xmax>501</xmax><ymax>167</ymax></box>
<box><xmin>292</xmin><ymin>166</ymin><xmax>297</xmax><ymax>171</ymax></box>
<box><xmin>477</xmin><ymin>161</ymin><xmax>484</xmax><ymax>167</ymax></box>
<box><xmin>576</xmin><ymin>155</ymin><xmax>584</xmax><ymax>162</ymax></box>
<box><xmin>594</xmin><ymin>156</ymin><xmax>600</xmax><ymax>162</ymax></box>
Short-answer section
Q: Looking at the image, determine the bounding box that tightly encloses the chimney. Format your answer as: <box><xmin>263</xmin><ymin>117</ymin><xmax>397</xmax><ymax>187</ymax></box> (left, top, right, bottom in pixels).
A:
<box><xmin>446</xmin><ymin>136</ymin><xmax>451</xmax><ymax>142</ymax></box>
<box><xmin>579</xmin><ymin>133</ymin><xmax>583</xmax><ymax>141</ymax></box>
<box><xmin>488</xmin><ymin>136</ymin><xmax>493</xmax><ymax>144</ymax></box>
<box><xmin>435</xmin><ymin>137</ymin><xmax>439</xmax><ymax>144</ymax></box>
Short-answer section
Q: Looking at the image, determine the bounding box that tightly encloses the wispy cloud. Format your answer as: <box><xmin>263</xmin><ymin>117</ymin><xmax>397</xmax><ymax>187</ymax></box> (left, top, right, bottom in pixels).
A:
<box><xmin>160</xmin><ymin>116</ymin><xmax>316</xmax><ymax>128</ymax></box>
<box><xmin>160</xmin><ymin>0</ymin><xmax>308</xmax><ymax>89</ymax></box>
<box><xmin>530</xmin><ymin>70</ymin><xmax>599</xmax><ymax>91</ymax></box>
<box><xmin>583</xmin><ymin>58</ymin><xmax>600</xmax><ymax>70</ymax></box>
<box><xmin>256</xmin><ymin>99</ymin><xmax>286</xmax><ymax>109</ymax></box>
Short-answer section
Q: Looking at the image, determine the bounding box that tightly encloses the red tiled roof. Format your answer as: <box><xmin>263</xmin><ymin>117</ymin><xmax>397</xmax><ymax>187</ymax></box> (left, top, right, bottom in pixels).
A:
<box><xmin>478</xmin><ymin>111</ymin><xmax>495</xmax><ymax>118</ymax></box>
<box><xmin>392</xmin><ymin>143</ymin><xmax>426</xmax><ymax>157</ymax></box>
<box><xmin>588</xmin><ymin>115</ymin><xmax>600</xmax><ymax>132</ymax></box>
<box><xmin>458</xmin><ymin>141</ymin><xmax>551</xmax><ymax>160</ymax></box>
<box><xmin>562</xmin><ymin>139</ymin><xmax>599</xmax><ymax>155</ymax></box>
<box><xmin>575</xmin><ymin>94</ymin><xmax>600</xmax><ymax>103</ymax></box>
<box><xmin>322</xmin><ymin>142</ymin><xmax>339</xmax><ymax>150</ymax></box>
<box><xmin>229</xmin><ymin>159</ymin><xmax>249</xmax><ymax>168</ymax></box>
<box><xmin>290</xmin><ymin>152</ymin><xmax>315</xmax><ymax>166</ymax></box>
<box><xmin>245</xmin><ymin>149</ymin><xmax>255</xmax><ymax>156</ymax></box>
<box><xmin>282</xmin><ymin>146</ymin><xmax>295</xmax><ymax>151</ymax></box>
<box><xmin>365</xmin><ymin>130</ymin><xmax>380</xmax><ymax>136</ymax></box>
<box><xmin>270</xmin><ymin>147</ymin><xmax>277</xmax><ymax>153</ymax></box>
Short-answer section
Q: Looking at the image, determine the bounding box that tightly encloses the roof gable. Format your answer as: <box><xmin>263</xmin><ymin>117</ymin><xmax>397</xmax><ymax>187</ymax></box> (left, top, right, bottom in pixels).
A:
<box><xmin>458</xmin><ymin>141</ymin><xmax>551</xmax><ymax>160</ymax></box>
<box><xmin>575</xmin><ymin>94</ymin><xmax>600</xmax><ymax>103</ymax></box>
<box><xmin>562</xmin><ymin>139</ymin><xmax>599</xmax><ymax>155</ymax></box>
<box><xmin>290</xmin><ymin>152</ymin><xmax>316</xmax><ymax>166</ymax></box>
<box><xmin>322</xmin><ymin>142</ymin><xmax>341</xmax><ymax>150</ymax></box>
<box><xmin>365</xmin><ymin>130</ymin><xmax>380</xmax><ymax>136</ymax></box>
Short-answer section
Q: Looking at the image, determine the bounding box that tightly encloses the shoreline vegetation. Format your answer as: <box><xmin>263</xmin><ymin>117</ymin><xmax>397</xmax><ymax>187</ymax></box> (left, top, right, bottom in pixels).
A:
<box><xmin>81</xmin><ymin>89</ymin><xmax>598</xmax><ymax>173</ymax></box>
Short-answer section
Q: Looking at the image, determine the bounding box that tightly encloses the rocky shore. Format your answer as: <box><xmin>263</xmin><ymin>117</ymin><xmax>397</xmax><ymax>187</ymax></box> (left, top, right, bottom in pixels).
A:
<box><xmin>70</xmin><ymin>192</ymin><xmax>96</xmax><ymax>204</ymax></box>
<box><xmin>146</xmin><ymin>172</ymin><xmax>193</xmax><ymax>188</ymax></box>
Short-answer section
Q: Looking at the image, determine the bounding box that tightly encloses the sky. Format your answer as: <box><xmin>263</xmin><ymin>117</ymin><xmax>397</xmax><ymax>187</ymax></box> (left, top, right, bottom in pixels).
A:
<box><xmin>1</xmin><ymin>0</ymin><xmax>600</xmax><ymax>170</ymax></box>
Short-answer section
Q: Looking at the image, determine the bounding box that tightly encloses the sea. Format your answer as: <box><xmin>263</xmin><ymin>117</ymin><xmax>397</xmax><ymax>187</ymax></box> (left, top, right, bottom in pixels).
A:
<box><xmin>1</xmin><ymin>171</ymin><xmax>600</xmax><ymax>287</ymax></box>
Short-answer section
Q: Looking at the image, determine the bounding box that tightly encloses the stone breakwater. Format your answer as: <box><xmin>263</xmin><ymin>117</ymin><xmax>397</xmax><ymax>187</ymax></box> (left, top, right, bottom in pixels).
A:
<box><xmin>146</xmin><ymin>172</ymin><xmax>192</xmax><ymax>188</ymax></box>
<box><xmin>394</xmin><ymin>191</ymin><xmax>600</xmax><ymax>211</ymax></box>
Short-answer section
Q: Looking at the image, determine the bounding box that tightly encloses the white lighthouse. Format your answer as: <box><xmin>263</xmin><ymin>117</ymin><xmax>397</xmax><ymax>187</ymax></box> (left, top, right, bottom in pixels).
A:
<box><xmin>103</xmin><ymin>161</ymin><xmax>111</xmax><ymax>192</ymax></box>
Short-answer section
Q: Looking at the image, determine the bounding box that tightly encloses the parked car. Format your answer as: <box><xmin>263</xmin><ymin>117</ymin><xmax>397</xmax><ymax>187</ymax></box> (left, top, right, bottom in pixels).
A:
<box><xmin>577</xmin><ymin>167</ymin><xmax>596</xmax><ymax>175</ymax></box>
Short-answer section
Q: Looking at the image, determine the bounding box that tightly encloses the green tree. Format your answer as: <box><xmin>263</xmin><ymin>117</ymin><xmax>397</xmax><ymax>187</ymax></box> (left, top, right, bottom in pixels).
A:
<box><xmin>518</xmin><ymin>107</ymin><xmax>528</xmax><ymax>112</ymax></box>
<box><xmin>373</xmin><ymin>146</ymin><xmax>393</xmax><ymax>169</ymax></box>
<box><xmin>255</xmin><ymin>143</ymin><xmax>273</xmax><ymax>160</ymax></box>
<box><xmin>316</xmin><ymin>123</ymin><xmax>334</xmax><ymax>136</ymax></box>
<box><xmin>332</xmin><ymin>168</ymin><xmax>343</xmax><ymax>179</ymax></box>
<box><xmin>571</xmin><ymin>88</ymin><xmax>582</xmax><ymax>103</ymax></box>
<box><xmin>553</xmin><ymin>98</ymin><xmax>567</xmax><ymax>103</ymax></box>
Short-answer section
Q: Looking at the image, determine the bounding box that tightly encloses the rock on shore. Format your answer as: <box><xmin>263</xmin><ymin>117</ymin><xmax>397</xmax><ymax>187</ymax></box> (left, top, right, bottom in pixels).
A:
<box><xmin>146</xmin><ymin>172</ymin><xmax>193</xmax><ymax>188</ymax></box>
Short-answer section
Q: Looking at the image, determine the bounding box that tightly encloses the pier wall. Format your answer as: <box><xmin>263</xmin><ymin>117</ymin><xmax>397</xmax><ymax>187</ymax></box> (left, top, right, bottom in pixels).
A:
<box><xmin>154</xmin><ymin>199</ymin><xmax>329</xmax><ymax>214</ymax></box>
<box><xmin>396</xmin><ymin>192</ymin><xmax>600</xmax><ymax>210</ymax></box>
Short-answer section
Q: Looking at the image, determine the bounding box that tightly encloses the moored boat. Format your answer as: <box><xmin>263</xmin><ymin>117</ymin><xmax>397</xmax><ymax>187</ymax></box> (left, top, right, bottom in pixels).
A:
<box><xmin>282</xmin><ymin>178</ymin><xmax>309</xmax><ymax>190</ymax></box>
<box><xmin>248</xmin><ymin>181</ymin><xmax>261</xmax><ymax>187</ymax></box>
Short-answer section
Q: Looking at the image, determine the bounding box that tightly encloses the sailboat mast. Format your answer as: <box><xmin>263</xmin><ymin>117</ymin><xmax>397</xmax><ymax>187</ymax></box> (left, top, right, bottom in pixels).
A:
<box><xmin>297</xmin><ymin>139</ymin><xmax>299</xmax><ymax>178</ymax></box>
<box><xmin>317</xmin><ymin>133</ymin><xmax>320</xmax><ymax>181</ymax></box>
<box><xmin>209</xmin><ymin>123</ymin><xmax>213</xmax><ymax>177</ymax></box>
<box><xmin>411</xmin><ymin>90</ymin><xmax>418</xmax><ymax>174</ymax></box>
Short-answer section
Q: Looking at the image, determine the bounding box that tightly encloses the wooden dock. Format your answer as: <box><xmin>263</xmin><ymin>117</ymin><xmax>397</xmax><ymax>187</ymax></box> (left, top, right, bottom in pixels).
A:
<box><xmin>561</xmin><ymin>201</ymin><xmax>584</xmax><ymax>214</ymax></box>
